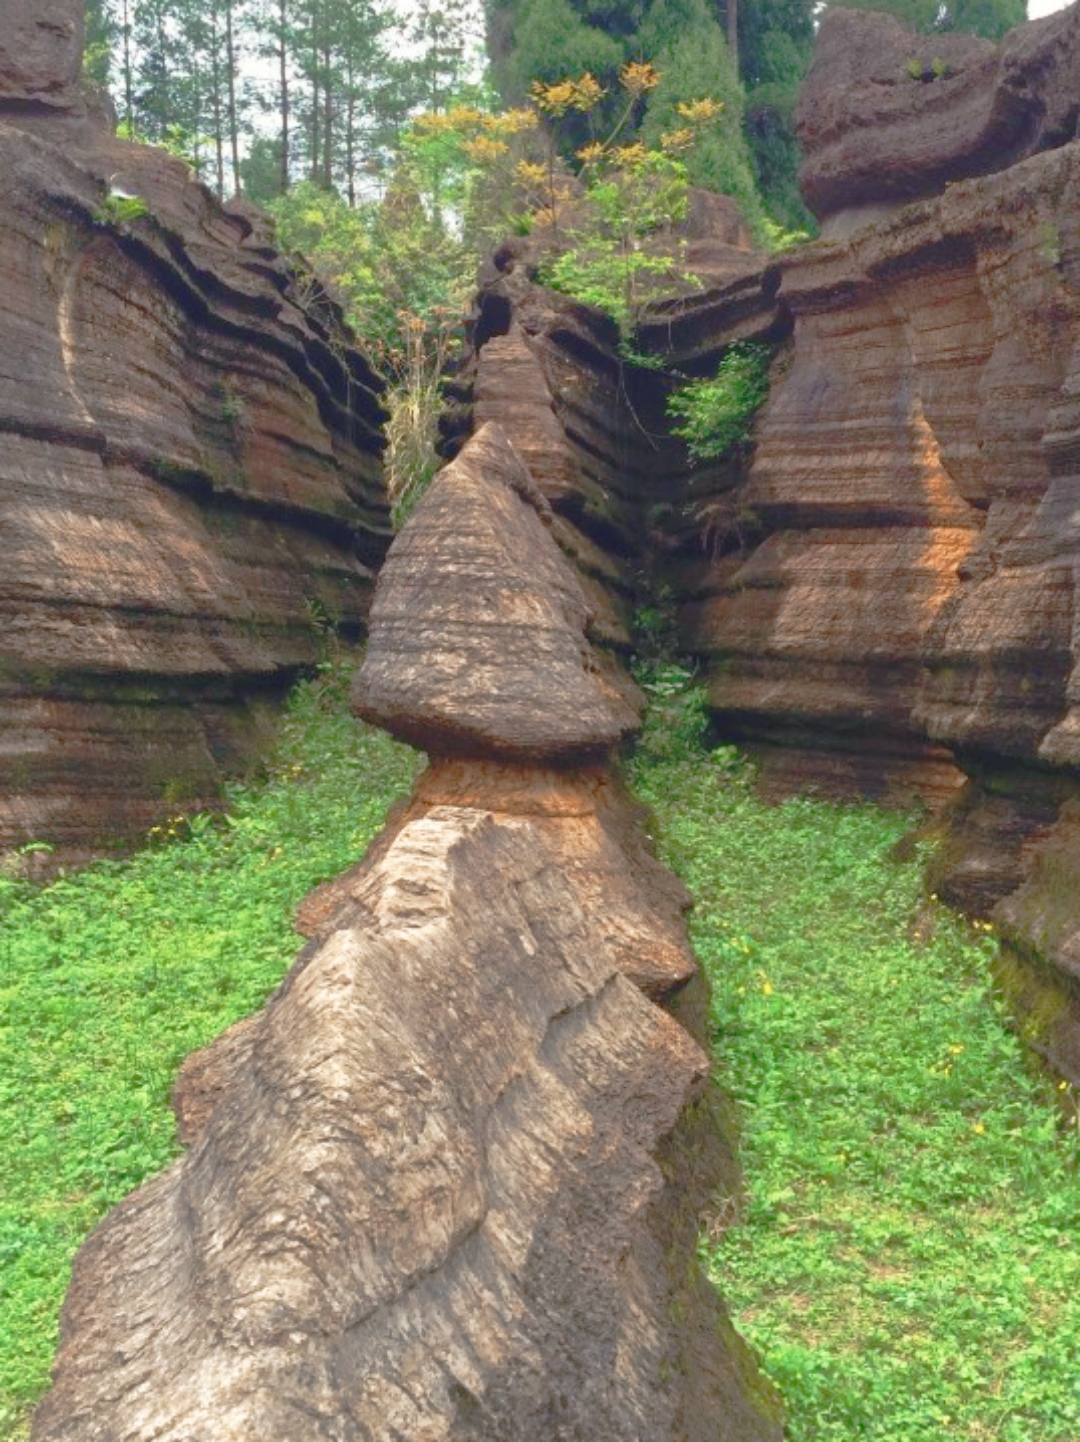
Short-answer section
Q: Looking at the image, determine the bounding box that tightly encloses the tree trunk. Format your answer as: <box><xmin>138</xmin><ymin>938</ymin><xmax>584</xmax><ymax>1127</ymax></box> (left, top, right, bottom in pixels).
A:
<box><xmin>156</xmin><ymin>9</ymin><xmax>170</xmax><ymax>131</ymax></box>
<box><xmin>122</xmin><ymin>0</ymin><xmax>134</xmax><ymax>129</ymax></box>
<box><xmin>727</xmin><ymin>0</ymin><xmax>738</xmax><ymax>73</ymax></box>
<box><xmin>279</xmin><ymin>0</ymin><xmax>290</xmax><ymax>193</ymax></box>
<box><xmin>210</xmin><ymin>13</ymin><xmax>226</xmax><ymax>200</ymax></box>
<box><xmin>309</xmin><ymin>4</ymin><xmax>320</xmax><ymax>183</ymax></box>
<box><xmin>225</xmin><ymin>0</ymin><xmax>242</xmax><ymax>196</ymax></box>
<box><xmin>322</xmin><ymin>42</ymin><xmax>333</xmax><ymax>189</ymax></box>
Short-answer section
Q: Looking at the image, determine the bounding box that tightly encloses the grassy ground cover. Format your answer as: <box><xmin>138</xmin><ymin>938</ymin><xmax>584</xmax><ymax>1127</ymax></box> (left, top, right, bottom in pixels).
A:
<box><xmin>629</xmin><ymin>670</ymin><xmax>1080</xmax><ymax>1441</ymax></box>
<box><xmin>0</xmin><ymin>662</ymin><xmax>420</xmax><ymax>1439</ymax></box>
<box><xmin>5</xmin><ymin>660</ymin><xmax>1080</xmax><ymax>1440</ymax></box>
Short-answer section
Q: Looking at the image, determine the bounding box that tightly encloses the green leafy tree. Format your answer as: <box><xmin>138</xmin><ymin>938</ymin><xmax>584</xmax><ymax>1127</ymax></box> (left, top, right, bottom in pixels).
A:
<box><xmin>505</xmin><ymin>0</ymin><xmax>624</xmax><ymax>98</ymax></box>
<box><xmin>738</xmin><ymin>0</ymin><xmax>815</xmax><ymax>229</ymax></box>
<box><xmin>638</xmin><ymin>0</ymin><xmax>766</xmax><ymax>236</ymax></box>
<box><xmin>489</xmin><ymin>0</ymin><xmax>775</xmax><ymax>238</ymax></box>
<box><xmin>84</xmin><ymin>0</ymin><xmax>118</xmax><ymax>85</ymax></box>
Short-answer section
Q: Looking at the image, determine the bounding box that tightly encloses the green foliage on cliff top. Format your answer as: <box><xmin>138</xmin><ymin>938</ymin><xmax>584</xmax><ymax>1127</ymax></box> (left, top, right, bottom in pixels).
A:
<box><xmin>0</xmin><ymin>662</ymin><xmax>420</xmax><ymax>1440</ymax></box>
<box><xmin>832</xmin><ymin>0</ymin><xmax>1026</xmax><ymax>41</ymax></box>
<box><xmin>629</xmin><ymin>670</ymin><xmax>1080</xmax><ymax>1442</ymax></box>
<box><xmin>492</xmin><ymin>0</ymin><xmax>772</xmax><ymax>238</ymax></box>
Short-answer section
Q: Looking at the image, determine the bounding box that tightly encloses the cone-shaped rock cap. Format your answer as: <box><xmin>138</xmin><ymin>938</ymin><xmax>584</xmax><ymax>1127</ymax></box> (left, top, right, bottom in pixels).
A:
<box><xmin>352</xmin><ymin>423</ymin><xmax>638</xmax><ymax>761</ymax></box>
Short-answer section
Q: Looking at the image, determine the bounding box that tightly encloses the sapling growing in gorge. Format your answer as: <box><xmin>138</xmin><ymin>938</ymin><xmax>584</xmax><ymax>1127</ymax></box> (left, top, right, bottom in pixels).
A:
<box><xmin>666</xmin><ymin>340</ymin><xmax>772</xmax><ymax>461</ymax></box>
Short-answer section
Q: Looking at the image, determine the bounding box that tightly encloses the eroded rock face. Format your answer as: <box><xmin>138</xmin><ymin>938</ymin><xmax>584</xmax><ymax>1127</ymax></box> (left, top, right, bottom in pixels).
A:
<box><xmin>353</xmin><ymin>424</ymin><xmax>638</xmax><ymax>760</ymax></box>
<box><xmin>0</xmin><ymin>32</ymin><xmax>388</xmax><ymax>865</ymax></box>
<box><xmin>798</xmin><ymin>3</ymin><xmax>1080</xmax><ymax>225</ymax></box>
<box><xmin>35</xmin><ymin>429</ymin><xmax>780</xmax><ymax>1442</ymax></box>
<box><xmin>431</xmin><ymin>6</ymin><xmax>1080</xmax><ymax>1078</ymax></box>
<box><xmin>661</xmin><ymin>8</ymin><xmax>1080</xmax><ymax>1078</ymax></box>
<box><xmin>0</xmin><ymin>0</ymin><xmax>84</xmax><ymax>115</ymax></box>
<box><xmin>441</xmin><ymin>231</ymin><xmax>780</xmax><ymax>712</ymax></box>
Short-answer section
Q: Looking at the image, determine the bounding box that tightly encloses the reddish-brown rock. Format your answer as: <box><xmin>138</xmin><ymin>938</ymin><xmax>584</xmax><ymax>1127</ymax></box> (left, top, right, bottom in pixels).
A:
<box><xmin>352</xmin><ymin>423</ymin><xmax>639</xmax><ymax>760</ymax></box>
<box><xmin>0</xmin><ymin>20</ymin><xmax>388</xmax><ymax>867</ymax></box>
<box><xmin>797</xmin><ymin>3</ymin><xmax>1080</xmax><ymax>224</ymax></box>
<box><xmin>35</xmin><ymin>418</ymin><xmax>781</xmax><ymax>1442</ymax></box>
<box><xmin>440</xmin><ymin>9</ymin><xmax>1080</xmax><ymax>1070</ymax></box>
<box><xmin>662</xmin><ymin>9</ymin><xmax>1080</xmax><ymax>1071</ymax></box>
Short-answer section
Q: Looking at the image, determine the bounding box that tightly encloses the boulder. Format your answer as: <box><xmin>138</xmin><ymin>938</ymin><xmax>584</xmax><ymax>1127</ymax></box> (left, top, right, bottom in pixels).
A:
<box><xmin>797</xmin><ymin>3</ymin><xmax>1080</xmax><ymax>224</ymax></box>
<box><xmin>352</xmin><ymin>424</ymin><xmax>638</xmax><ymax>760</ymax></box>
<box><xmin>35</xmin><ymin>423</ymin><xmax>781</xmax><ymax>1442</ymax></box>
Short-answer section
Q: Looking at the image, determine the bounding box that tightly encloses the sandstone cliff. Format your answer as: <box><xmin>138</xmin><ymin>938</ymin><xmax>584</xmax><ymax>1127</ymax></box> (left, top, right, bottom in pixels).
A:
<box><xmin>443</xmin><ymin>3</ymin><xmax>1080</xmax><ymax>1083</ymax></box>
<box><xmin>34</xmin><ymin>426</ymin><xmax>782</xmax><ymax>1442</ymax></box>
<box><xmin>0</xmin><ymin>0</ymin><xmax>388</xmax><ymax>868</ymax></box>
<box><xmin>661</xmin><ymin>4</ymin><xmax>1080</xmax><ymax>1080</ymax></box>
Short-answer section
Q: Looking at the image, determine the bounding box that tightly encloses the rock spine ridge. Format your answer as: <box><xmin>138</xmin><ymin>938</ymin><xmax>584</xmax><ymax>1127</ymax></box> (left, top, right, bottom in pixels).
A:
<box><xmin>33</xmin><ymin>426</ymin><xmax>782</xmax><ymax>1442</ymax></box>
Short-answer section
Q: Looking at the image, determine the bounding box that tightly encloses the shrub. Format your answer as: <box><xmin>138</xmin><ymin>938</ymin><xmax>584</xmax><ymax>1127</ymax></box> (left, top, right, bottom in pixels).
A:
<box><xmin>666</xmin><ymin>341</ymin><xmax>772</xmax><ymax>461</ymax></box>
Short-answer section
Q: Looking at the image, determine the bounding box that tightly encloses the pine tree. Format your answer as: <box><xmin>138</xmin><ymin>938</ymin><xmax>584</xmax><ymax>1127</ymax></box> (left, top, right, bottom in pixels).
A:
<box><xmin>84</xmin><ymin>0</ymin><xmax>118</xmax><ymax>85</ymax></box>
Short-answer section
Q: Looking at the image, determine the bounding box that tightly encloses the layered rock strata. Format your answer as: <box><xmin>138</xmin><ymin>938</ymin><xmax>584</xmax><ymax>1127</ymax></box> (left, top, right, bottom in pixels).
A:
<box><xmin>440</xmin><ymin>228</ymin><xmax>781</xmax><ymax>726</ymax></box>
<box><xmin>662</xmin><ymin>5</ymin><xmax>1080</xmax><ymax>1077</ymax></box>
<box><xmin>0</xmin><ymin>0</ymin><xmax>388</xmax><ymax>867</ymax></box>
<box><xmin>35</xmin><ymin>425</ymin><xmax>781</xmax><ymax>1442</ymax></box>
<box><xmin>429</xmin><ymin>2</ymin><xmax>1080</xmax><ymax>1081</ymax></box>
<box><xmin>442</xmin><ymin>246</ymin><xmax>650</xmax><ymax>676</ymax></box>
<box><xmin>797</xmin><ymin>4</ymin><xmax>1080</xmax><ymax>227</ymax></box>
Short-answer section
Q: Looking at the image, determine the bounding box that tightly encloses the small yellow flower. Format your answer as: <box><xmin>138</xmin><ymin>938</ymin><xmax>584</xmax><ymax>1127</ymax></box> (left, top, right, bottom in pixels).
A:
<box><xmin>660</xmin><ymin>127</ymin><xmax>695</xmax><ymax>153</ymax></box>
<box><xmin>484</xmin><ymin>107</ymin><xmax>538</xmax><ymax>135</ymax></box>
<box><xmin>972</xmin><ymin>1122</ymin><xmax>986</xmax><ymax>1134</ymax></box>
<box><xmin>571</xmin><ymin>72</ymin><xmax>607</xmax><ymax>110</ymax></box>
<box><xmin>576</xmin><ymin>141</ymin><xmax>607</xmax><ymax>165</ymax></box>
<box><xmin>514</xmin><ymin>159</ymin><xmax>548</xmax><ymax>188</ymax></box>
<box><xmin>1059</xmin><ymin>1080</ymin><xmax>1070</xmax><ymax>1091</ymax></box>
<box><xmin>949</xmin><ymin>1044</ymin><xmax>964</xmax><ymax>1055</ymax></box>
<box><xmin>531</xmin><ymin>79</ymin><xmax>577</xmax><ymax>116</ymax></box>
<box><xmin>462</xmin><ymin>136</ymin><xmax>510</xmax><ymax>163</ymax></box>
<box><xmin>411</xmin><ymin>111</ymin><xmax>456</xmax><ymax>135</ymax></box>
<box><xmin>676</xmin><ymin>96</ymin><xmax>724</xmax><ymax>125</ymax></box>
<box><xmin>613</xmin><ymin>141</ymin><xmax>648</xmax><ymax>167</ymax></box>
<box><xmin>620</xmin><ymin>61</ymin><xmax>661</xmax><ymax>95</ymax></box>
<box><xmin>761</xmin><ymin>981</ymin><xmax>774</xmax><ymax>996</ymax></box>
<box><xmin>445</xmin><ymin>104</ymin><xmax>484</xmax><ymax>128</ymax></box>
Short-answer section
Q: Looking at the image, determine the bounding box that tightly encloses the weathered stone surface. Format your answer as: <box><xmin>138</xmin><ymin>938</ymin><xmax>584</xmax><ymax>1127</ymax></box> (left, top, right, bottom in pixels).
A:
<box><xmin>353</xmin><ymin>423</ymin><xmax>638</xmax><ymax>760</ymax></box>
<box><xmin>442</xmin><ymin>226</ymin><xmax>779</xmax><ymax>716</ymax></box>
<box><xmin>0</xmin><ymin>0</ymin><xmax>83</xmax><ymax>114</ymax></box>
<box><xmin>798</xmin><ymin>3</ymin><xmax>1080</xmax><ymax>224</ymax></box>
<box><xmin>36</xmin><ymin>328</ymin><xmax>782</xmax><ymax>1439</ymax></box>
<box><xmin>652</xmin><ymin>13</ymin><xmax>1080</xmax><ymax>1068</ymax></box>
<box><xmin>36</xmin><ymin>768</ymin><xmax>779</xmax><ymax>1442</ymax></box>
<box><xmin>671</xmin><ymin>140</ymin><xmax>1080</xmax><ymax>812</ymax></box>
<box><xmin>0</xmin><ymin>83</ymin><xmax>388</xmax><ymax>865</ymax></box>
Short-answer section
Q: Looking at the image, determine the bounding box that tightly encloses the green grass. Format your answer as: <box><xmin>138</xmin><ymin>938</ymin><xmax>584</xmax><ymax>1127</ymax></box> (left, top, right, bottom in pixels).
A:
<box><xmin>0</xmin><ymin>661</ymin><xmax>420</xmax><ymax>1439</ymax></box>
<box><xmin>6</xmin><ymin>660</ymin><xmax>1080</xmax><ymax>1441</ymax></box>
<box><xmin>628</xmin><ymin>671</ymin><xmax>1080</xmax><ymax>1441</ymax></box>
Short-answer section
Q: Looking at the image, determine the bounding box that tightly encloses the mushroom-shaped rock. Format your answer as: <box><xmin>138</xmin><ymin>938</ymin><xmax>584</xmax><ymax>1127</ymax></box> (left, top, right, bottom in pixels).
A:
<box><xmin>797</xmin><ymin>3</ymin><xmax>1080</xmax><ymax>224</ymax></box>
<box><xmin>352</xmin><ymin>422</ymin><xmax>639</xmax><ymax>761</ymax></box>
